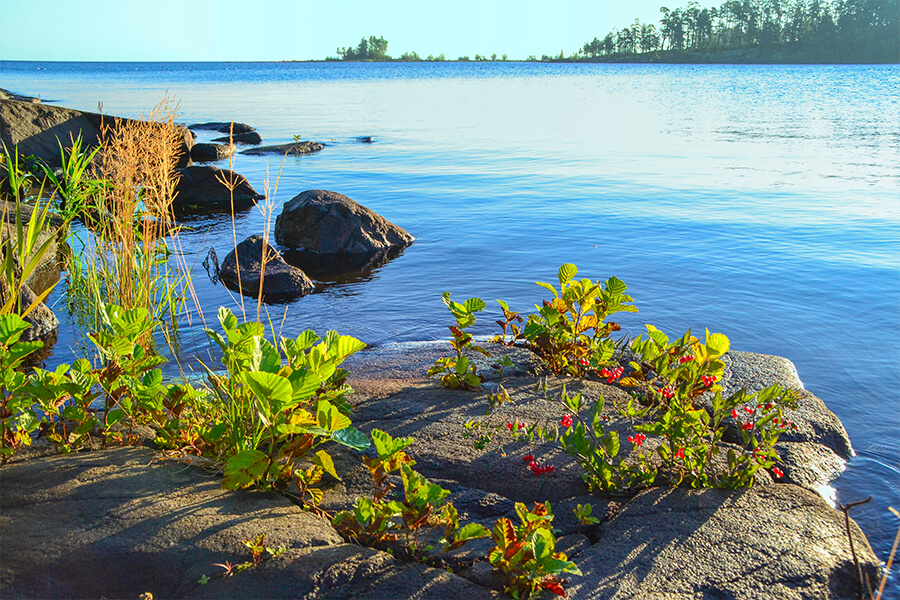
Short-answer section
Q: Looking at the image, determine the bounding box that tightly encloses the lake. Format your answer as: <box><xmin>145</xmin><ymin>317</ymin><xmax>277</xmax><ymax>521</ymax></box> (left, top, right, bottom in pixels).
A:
<box><xmin>2</xmin><ymin>60</ymin><xmax>898</xmax><ymax>574</ymax></box>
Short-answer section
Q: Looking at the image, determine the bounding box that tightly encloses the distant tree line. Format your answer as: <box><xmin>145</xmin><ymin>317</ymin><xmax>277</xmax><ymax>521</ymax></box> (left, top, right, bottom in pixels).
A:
<box><xmin>576</xmin><ymin>0</ymin><xmax>897</xmax><ymax>63</ymax></box>
<box><xmin>330</xmin><ymin>0</ymin><xmax>896</xmax><ymax>64</ymax></box>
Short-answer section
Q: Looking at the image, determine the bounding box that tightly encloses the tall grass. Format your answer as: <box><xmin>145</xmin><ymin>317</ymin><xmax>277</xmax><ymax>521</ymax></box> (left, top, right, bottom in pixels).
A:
<box><xmin>65</xmin><ymin>97</ymin><xmax>193</xmax><ymax>348</ymax></box>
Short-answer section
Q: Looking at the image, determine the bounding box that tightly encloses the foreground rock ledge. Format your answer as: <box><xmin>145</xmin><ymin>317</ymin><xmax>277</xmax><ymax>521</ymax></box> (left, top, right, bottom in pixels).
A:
<box><xmin>0</xmin><ymin>347</ymin><xmax>878</xmax><ymax>600</ymax></box>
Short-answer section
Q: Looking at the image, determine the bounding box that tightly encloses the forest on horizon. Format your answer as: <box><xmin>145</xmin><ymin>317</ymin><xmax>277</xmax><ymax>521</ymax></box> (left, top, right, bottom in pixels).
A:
<box><xmin>330</xmin><ymin>0</ymin><xmax>898</xmax><ymax>64</ymax></box>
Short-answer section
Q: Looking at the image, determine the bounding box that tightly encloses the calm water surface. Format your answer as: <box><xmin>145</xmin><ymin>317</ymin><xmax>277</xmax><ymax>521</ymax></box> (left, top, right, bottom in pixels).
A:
<box><xmin>2</xmin><ymin>61</ymin><xmax>898</xmax><ymax>576</ymax></box>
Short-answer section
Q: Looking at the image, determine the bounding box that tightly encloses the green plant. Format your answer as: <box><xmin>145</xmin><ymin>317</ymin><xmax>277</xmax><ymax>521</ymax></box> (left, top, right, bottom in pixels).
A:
<box><xmin>332</xmin><ymin>429</ymin><xmax>490</xmax><ymax>561</ymax></box>
<box><xmin>182</xmin><ymin>307</ymin><xmax>369</xmax><ymax>493</ymax></box>
<box><xmin>427</xmin><ymin>292</ymin><xmax>490</xmax><ymax>389</ymax></box>
<box><xmin>0</xmin><ymin>148</ymin><xmax>63</xmax><ymax>319</ymax></box>
<box><xmin>292</xmin><ymin>134</ymin><xmax>303</xmax><ymax>143</ymax></box>
<box><xmin>39</xmin><ymin>134</ymin><xmax>105</xmax><ymax>221</ymax></box>
<box><xmin>488</xmin><ymin>501</ymin><xmax>581</xmax><ymax>599</ymax></box>
<box><xmin>519</xmin><ymin>263</ymin><xmax>637</xmax><ymax>376</ymax></box>
<box><xmin>491</xmin><ymin>300</ymin><xmax>524</xmax><ymax>345</ymax></box>
<box><xmin>622</xmin><ymin>326</ymin><xmax>798</xmax><ymax>488</ymax></box>
<box><xmin>0</xmin><ymin>313</ymin><xmax>44</xmax><ymax>460</ymax></box>
<box><xmin>201</xmin><ymin>533</ymin><xmax>286</xmax><ymax>583</ymax></box>
<box><xmin>63</xmin><ymin>98</ymin><xmax>191</xmax><ymax>342</ymax></box>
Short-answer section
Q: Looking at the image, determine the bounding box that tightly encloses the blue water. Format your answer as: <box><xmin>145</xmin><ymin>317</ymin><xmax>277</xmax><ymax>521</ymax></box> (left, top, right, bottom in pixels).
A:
<box><xmin>3</xmin><ymin>61</ymin><xmax>899</xmax><ymax>575</ymax></box>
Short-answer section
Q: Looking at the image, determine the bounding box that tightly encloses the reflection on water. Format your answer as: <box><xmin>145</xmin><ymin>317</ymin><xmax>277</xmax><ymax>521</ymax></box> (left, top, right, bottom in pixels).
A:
<box><xmin>280</xmin><ymin>245</ymin><xmax>408</xmax><ymax>286</ymax></box>
<box><xmin>4</xmin><ymin>61</ymin><xmax>899</xmax><ymax>574</ymax></box>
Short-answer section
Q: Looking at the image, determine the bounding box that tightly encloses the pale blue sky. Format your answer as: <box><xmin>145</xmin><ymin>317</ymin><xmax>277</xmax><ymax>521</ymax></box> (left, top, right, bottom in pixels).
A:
<box><xmin>0</xmin><ymin>0</ymin><xmax>713</xmax><ymax>61</ymax></box>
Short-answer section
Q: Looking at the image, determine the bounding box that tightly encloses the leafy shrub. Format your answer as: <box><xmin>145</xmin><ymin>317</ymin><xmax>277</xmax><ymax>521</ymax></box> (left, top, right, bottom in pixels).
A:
<box><xmin>519</xmin><ymin>263</ymin><xmax>636</xmax><ymax>376</ymax></box>
<box><xmin>488</xmin><ymin>501</ymin><xmax>581</xmax><ymax>599</ymax></box>
<box><xmin>427</xmin><ymin>292</ymin><xmax>490</xmax><ymax>389</ymax></box>
<box><xmin>168</xmin><ymin>307</ymin><xmax>370</xmax><ymax>492</ymax></box>
<box><xmin>332</xmin><ymin>429</ymin><xmax>490</xmax><ymax>561</ymax></box>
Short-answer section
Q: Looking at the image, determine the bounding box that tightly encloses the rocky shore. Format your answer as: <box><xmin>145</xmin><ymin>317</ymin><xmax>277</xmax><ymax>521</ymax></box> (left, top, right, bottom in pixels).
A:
<box><xmin>0</xmin><ymin>344</ymin><xmax>880</xmax><ymax>599</ymax></box>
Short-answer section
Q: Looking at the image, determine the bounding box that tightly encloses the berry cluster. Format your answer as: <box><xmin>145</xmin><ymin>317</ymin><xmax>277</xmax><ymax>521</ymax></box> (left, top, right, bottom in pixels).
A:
<box><xmin>599</xmin><ymin>366</ymin><xmax>624</xmax><ymax>383</ymax></box>
<box><xmin>627</xmin><ymin>433</ymin><xmax>646</xmax><ymax>446</ymax></box>
<box><xmin>560</xmin><ymin>414</ymin><xmax>573</xmax><ymax>428</ymax></box>
<box><xmin>701</xmin><ymin>374</ymin><xmax>718</xmax><ymax>386</ymax></box>
<box><xmin>678</xmin><ymin>354</ymin><xmax>696</xmax><ymax>364</ymax></box>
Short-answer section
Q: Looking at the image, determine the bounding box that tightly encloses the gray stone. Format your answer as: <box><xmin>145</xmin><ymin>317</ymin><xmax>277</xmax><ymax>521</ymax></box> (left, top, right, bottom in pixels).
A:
<box><xmin>710</xmin><ymin>351</ymin><xmax>854</xmax><ymax>459</ymax></box>
<box><xmin>218</xmin><ymin>235</ymin><xmax>315</xmax><ymax>299</ymax></box>
<box><xmin>274</xmin><ymin>189</ymin><xmax>414</xmax><ymax>254</ymax></box>
<box><xmin>172</xmin><ymin>165</ymin><xmax>264</xmax><ymax>213</ymax></box>
<box><xmin>0</xmin><ymin>99</ymin><xmax>193</xmax><ymax>169</ymax></box>
<box><xmin>0</xmin><ymin>447</ymin><xmax>341</xmax><ymax>599</ymax></box>
<box><xmin>241</xmin><ymin>141</ymin><xmax>324</xmax><ymax>156</ymax></box>
<box><xmin>189</xmin><ymin>121</ymin><xmax>256</xmax><ymax>135</ymax></box>
<box><xmin>190</xmin><ymin>142</ymin><xmax>235</xmax><ymax>162</ymax></box>
<box><xmin>567</xmin><ymin>485</ymin><xmax>879</xmax><ymax>600</ymax></box>
<box><xmin>213</xmin><ymin>131</ymin><xmax>263</xmax><ymax>145</ymax></box>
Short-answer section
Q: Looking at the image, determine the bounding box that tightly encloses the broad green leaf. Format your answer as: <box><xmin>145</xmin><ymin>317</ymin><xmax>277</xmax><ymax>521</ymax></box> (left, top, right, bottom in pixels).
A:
<box><xmin>705</xmin><ymin>330</ymin><xmax>730</xmax><ymax>357</ymax></box>
<box><xmin>604</xmin><ymin>276</ymin><xmax>628</xmax><ymax>296</ymax></box>
<box><xmin>558</xmin><ymin>263</ymin><xmax>577</xmax><ymax>286</ymax></box>
<box><xmin>535</xmin><ymin>281</ymin><xmax>558</xmax><ymax>298</ymax></box>
<box><xmin>312</xmin><ymin>450</ymin><xmax>341</xmax><ymax>481</ymax></box>
<box><xmin>245</xmin><ymin>371</ymin><xmax>292</xmax><ymax>408</ymax></box>
<box><xmin>317</xmin><ymin>400</ymin><xmax>351</xmax><ymax>432</ymax></box>
<box><xmin>531</xmin><ymin>527</ymin><xmax>554</xmax><ymax>560</ymax></box>
<box><xmin>222</xmin><ymin>450</ymin><xmax>269</xmax><ymax>489</ymax></box>
<box><xmin>456</xmin><ymin>522</ymin><xmax>491</xmax><ymax>542</ymax></box>
<box><xmin>371</xmin><ymin>428</ymin><xmax>413</xmax><ymax>459</ymax></box>
<box><xmin>218</xmin><ymin>307</ymin><xmax>238</xmax><ymax>332</ymax></box>
<box><xmin>333</xmin><ymin>334</ymin><xmax>366</xmax><ymax>360</ymax></box>
<box><xmin>331</xmin><ymin>426</ymin><xmax>370</xmax><ymax>451</ymax></box>
<box><xmin>463</xmin><ymin>298</ymin><xmax>486</xmax><ymax>314</ymax></box>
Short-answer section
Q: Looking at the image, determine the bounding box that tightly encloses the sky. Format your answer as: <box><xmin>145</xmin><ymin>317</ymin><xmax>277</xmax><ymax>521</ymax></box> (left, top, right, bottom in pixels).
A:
<box><xmin>0</xmin><ymin>0</ymin><xmax>714</xmax><ymax>62</ymax></box>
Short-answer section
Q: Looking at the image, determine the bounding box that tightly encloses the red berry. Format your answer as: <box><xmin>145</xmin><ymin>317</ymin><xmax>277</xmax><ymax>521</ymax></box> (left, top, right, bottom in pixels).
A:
<box><xmin>742</xmin><ymin>422</ymin><xmax>753</xmax><ymax>431</ymax></box>
<box><xmin>523</xmin><ymin>454</ymin><xmax>534</xmax><ymax>463</ymax></box>
<box><xmin>674</xmin><ymin>448</ymin><xmax>685</xmax><ymax>459</ymax></box>
<box><xmin>731</xmin><ymin>409</ymin><xmax>739</xmax><ymax>419</ymax></box>
<box><xmin>743</xmin><ymin>406</ymin><xmax>755</xmax><ymax>415</ymax></box>
<box><xmin>560</xmin><ymin>414</ymin><xmax>573</xmax><ymax>428</ymax></box>
<box><xmin>772</xmin><ymin>467</ymin><xmax>784</xmax><ymax>479</ymax></box>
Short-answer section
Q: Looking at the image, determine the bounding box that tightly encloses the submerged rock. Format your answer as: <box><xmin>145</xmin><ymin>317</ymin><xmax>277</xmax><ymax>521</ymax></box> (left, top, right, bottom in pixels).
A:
<box><xmin>241</xmin><ymin>141</ymin><xmax>324</xmax><ymax>156</ymax></box>
<box><xmin>189</xmin><ymin>142</ymin><xmax>235</xmax><ymax>163</ymax></box>
<box><xmin>188</xmin><ymin>121</ymin><xmax>256</xmax><ymax>135</ymax></box>
<box><xmin>218</xmin><ymin>235</ymin><xmax>315</xmax><ymax>300</ymax></box>
<box><xmin>172</xmin><ymin>165</ymin><xmax>264</xmax><ymax>214</ymax></box>
<box><xmin>212</xmin><ymin>131</ymin><xmax>263</xmax><ymax>145</ymax></box>
<box><xmin>274</xmin><ymin>189</ymin><xmax>414</xmax><ymax>254</ymax></box>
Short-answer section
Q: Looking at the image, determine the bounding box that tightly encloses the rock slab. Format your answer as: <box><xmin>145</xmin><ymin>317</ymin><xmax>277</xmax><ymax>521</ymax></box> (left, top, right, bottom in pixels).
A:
<box><xmin>172</xmin><ymin>165</ymin><xmax>264</xmax><ymax>213</ymax></box>
<box><xmin>218</xmin><ymin>235</ymin><xmax>315</xmax><ymax>299</ymax></box>
<box><xmin>274</xmin><ymin>189</ymin><xmax>414</xmax><ymax>254</ymax></box>
<box><xmin>0</xmin><ymin>447</ymin><xmax>497</xmax><ymax>600</ymax></box>
<box><xmin>190</xmin><ymin>142</ymin><xmax>236</xmax><ymax>162</ymax></box>
<box><xmin>241</xmin><ymin>141</ymin><xmax>324</xmax><ymax>156</ymax></box>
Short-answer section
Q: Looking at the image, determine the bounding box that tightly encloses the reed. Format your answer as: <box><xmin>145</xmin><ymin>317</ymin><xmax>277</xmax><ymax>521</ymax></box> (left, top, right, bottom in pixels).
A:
<box><xmin>65</xmin><ymin>97</ymin><xmax>193</xmax><ymax>347</ymax></box>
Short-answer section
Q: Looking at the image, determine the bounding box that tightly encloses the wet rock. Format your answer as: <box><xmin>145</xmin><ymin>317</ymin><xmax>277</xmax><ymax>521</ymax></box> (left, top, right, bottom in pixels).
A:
<box><xmin>188</xmin><ymin>121</ymin><xmax>256</xmax><ymax>135</ymax></box>
<box><xmin>190</xmin><ymin>142</ymin><xmax>235</xmax><ymax>162</ymax></box>
<box><xmin>172</xmin><ymin>165</ymin><xmax>264</xmax><ymax>214</ymax></box>
<box><xmin>355</xmin><ymin>136</ymin><xmax>375</xmax><ymax>143</ymax></box>
<box><xmin>241</xmin><ymin>141</ymin><xmax>324</xmax><ymax>156</ymax></box>
<box><xmin>218</xmin><ymin>235</ymin><xmax>315</xmax><ymax>300</ymax></box>
<box><xmin>212</xmin><ymin>131</ymin><xmax>263</xmax><ymax>145</ymax></box>
<box><xmin>274</xmin><ymin>190</ymin><xmax>414</xmax><ymax>254</ymax></box>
